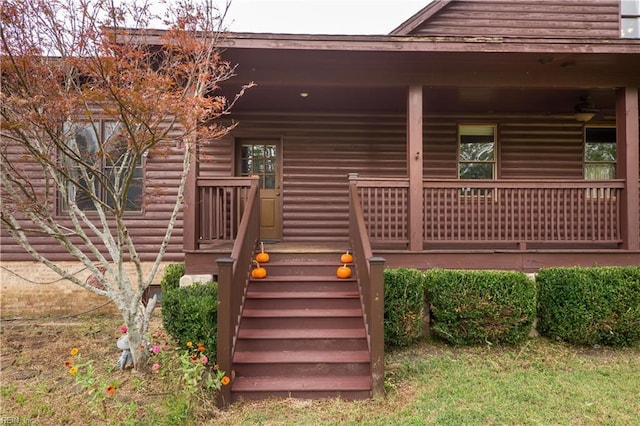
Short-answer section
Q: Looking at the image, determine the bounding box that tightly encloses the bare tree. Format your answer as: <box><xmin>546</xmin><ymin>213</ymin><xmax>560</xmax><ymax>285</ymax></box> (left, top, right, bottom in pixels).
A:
<box><xmin>1</xmin><ymin>0</ymin><xmax>250</xmax><ymax>368</ymax></box>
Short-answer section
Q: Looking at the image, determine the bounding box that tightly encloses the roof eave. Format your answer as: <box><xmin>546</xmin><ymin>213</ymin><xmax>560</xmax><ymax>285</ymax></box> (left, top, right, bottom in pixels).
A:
<box><xmin>389</xmin><ymin>0</ymin><xmax>452</xmax><ymax>36</ymax></box>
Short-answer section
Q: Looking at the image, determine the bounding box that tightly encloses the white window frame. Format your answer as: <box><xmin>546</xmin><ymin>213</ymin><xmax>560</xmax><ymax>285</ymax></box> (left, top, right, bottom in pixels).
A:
<box><xmin>621</xmin><ymin>0</ymin><xmax>640</xmax><ymax>38</ymax></box>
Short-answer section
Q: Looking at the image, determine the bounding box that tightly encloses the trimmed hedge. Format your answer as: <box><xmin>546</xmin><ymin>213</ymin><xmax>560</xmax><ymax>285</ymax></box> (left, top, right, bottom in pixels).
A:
<box><xmin>161</xmin><ymin>282</ymin><xmax>218</xmax><ymax>359</ymax></box>
<box><xmin>537</xmin><ymin>266</ymin><xmax>640</xmax><ymax>347</ymax></box>
<box><xmin>425</xmin><ymin>269</ymin><xmax>536</xmax><ymax>346</ymax></box>
<box><xmin>160</xmin><ymin>262</ymin><xmax>185</xmax><ymax>294</ymax></box>
<box><xmin>384</xmin><ymin>268</ymin><xmax>428</xmax><ymax>349</ymax></box>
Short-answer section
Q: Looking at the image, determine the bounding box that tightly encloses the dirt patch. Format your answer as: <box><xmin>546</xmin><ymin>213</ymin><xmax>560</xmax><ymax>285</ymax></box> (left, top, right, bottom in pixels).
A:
<box><xmin>0</xmin><ymin>314</ymin><xmax>178</xmax><ymax>424</ymax></box>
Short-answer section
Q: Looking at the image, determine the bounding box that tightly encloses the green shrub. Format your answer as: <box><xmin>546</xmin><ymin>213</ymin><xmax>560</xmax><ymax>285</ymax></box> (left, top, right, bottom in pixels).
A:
<box><xmin>425</xmin><ymin>269</ymin><xmax>536</xmax><ymax>346</ymax></box>
<box><xmin>161</xmin><ymin>282</ymin><xmax>218</xmax><ymax>359</ymax></box>
<box><xmin>384</xmin><ymin>268</ymin><xmax>428</xmax><ymax>349</ymax></box>
<box><xmin>537</xmin><ymin>266</ymin><xmax>640</xmax><ymax>347</ymax></box>
<box><xmin>160</xmin><ymin>262</ymin><xmax>185</xmax><ymax>294</ymax></box>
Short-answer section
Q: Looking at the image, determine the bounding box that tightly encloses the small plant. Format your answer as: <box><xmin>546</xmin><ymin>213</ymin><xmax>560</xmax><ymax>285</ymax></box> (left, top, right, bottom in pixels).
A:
<box><xmin>63</xmin><ymin>347</ymin><xmax>120</xmax><ymax>421</ymax></box>
<box><xmin>147</xmin><ymin>336</ymin><xmax>230</xmax><ymax>416</ymax></box>
<box><xmin>160</xmin><ymin>263</ymin><xmax>185</xmax><ymax>294</ymax></box>
<box><xmin>161</xmin><ymin>282</ymin><xmax>218</xmax><ymax>356</ymax></box>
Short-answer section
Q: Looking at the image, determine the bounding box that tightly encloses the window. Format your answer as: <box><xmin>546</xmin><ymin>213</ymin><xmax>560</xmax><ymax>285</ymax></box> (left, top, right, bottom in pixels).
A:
<box><xmin>240</xmin><ymin>143</ymin><xmax>277</xmax><ymax>190</ymax></box>
<box><xmin>458</xmin><ymin>124</ymin><xmax>496</xmax><ymax>180</ymax></box>
<box><xmin>621</xmin><ymin>0</ymin><xmax>640</xmax><ymax>38</ymax></box>
<box><xmin>62</xmin><ymin>121</ymin><xmax>143</xmax><ymax>212</ymax></box>
<box><xmin>584</xmin><ymin>127</ymin><xmax>617</xmax><ymax>180</ymax></box>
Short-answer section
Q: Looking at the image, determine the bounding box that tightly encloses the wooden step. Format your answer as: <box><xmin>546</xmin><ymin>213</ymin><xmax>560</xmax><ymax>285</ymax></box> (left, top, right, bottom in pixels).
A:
<box><xmin>252</xmin><ymin>261</ymin><xmax>353</xmax><ymax>276</ymax></box>
<box><xmin>246</xmin><ymin>290</ymin><xmax>359</xmax><ymax>299</ymax></box>
<box><xmin>250</xmin><ymin>275</ymin><xmax>356</xmax><ymax>282</ymax></box>
<box><xmin>231</xmin><ymin>376</ymin><xmax>371</xmax><ymax>402</ymax></box>
<box><xmin>231</xmin><ymin>248</ymin><xmax>370</xmax><ymax>402</ymax></box>
<box><xmin>247</xmin><ymin>280</ymin><xmax>358</xmax><ymax>293</ymax></box>
<box><xmin>235</xmin><ymin>337</ymin><xmax>368</xmax><ymax>352</ymax></box>
<box><xmin>237</xmin><ymin>328</ymin><xmax>367</xmax><ymax>339</ymax></box>
<box><xmin>239</xmin><ymin>316</ymin><xmax>365</xmax><ymax>329</ymax></box>
<box><xmin>234</xmin><ymin>350</ymin><xmax>370</xmax><ymax>364</ymax></box>
<box><xmin>232</xmin><ymin>376</ymin><xmax>371</xmax><ymax>392</ymax></box>
<box><xmin>242</xmin><ymin>308</ymin><xmax>363</xmax><ymax>318</ymax></box>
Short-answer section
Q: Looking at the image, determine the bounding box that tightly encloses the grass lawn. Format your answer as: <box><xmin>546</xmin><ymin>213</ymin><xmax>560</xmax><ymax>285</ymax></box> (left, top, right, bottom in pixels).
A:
<box><xmin>1</xmin><ymin>313</ymin><xmax>638</xmax><ymax>425</ymax></box>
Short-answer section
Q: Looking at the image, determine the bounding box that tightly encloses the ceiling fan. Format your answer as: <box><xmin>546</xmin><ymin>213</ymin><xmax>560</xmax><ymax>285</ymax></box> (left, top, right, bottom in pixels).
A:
<box><xmin>573</xmin><ymin>95</ymin><xmax>600</xmax><ymax>122</ymax></box>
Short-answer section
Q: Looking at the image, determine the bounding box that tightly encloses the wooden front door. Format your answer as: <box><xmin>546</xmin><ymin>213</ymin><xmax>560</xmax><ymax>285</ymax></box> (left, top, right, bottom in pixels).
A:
<box><xmin>237</xmin><ymin>139</ymin><xmax>282</xmax><ymax>240</ymax></box>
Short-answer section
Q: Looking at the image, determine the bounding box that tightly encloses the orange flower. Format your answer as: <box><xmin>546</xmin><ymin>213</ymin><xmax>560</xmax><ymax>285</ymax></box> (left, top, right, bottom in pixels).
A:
<box><xmin>70</xmin><ymin>348</ymin><xmax>79</xmax><ymax>356</ymax></box>
<box><xmin>64</xmin><ymin>359</ymin><xmax>74</xmax><ymax>367</ymax></box>
<box><xmin>105</xmin><ymin>385</ymin><xmax>116</xmax><ymax>397</ymax></box>
<box><xmin>221</xmin><ymin>376</ymin><xmax>230</xmax><ymax>386</ymax></box>
<box><xmin>68</xmin><ymin>366</ymin><xmax>78</xmax><ymax>375</ymax></box>
<box><xmin>197</xmin><ymin>345</ymin><xmax>205</xmax><ymax>352</ymax></box>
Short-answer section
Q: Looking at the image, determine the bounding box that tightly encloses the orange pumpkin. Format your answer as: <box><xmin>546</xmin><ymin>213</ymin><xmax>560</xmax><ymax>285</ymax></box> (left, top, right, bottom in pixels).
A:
<box><xmin>340</xmin><ymin>250</ymin><xmax>353</xmax><ymax>264</ymax></box>
<box><xmin>336</xmin><ymin>264</ymin><xmax>351</xmax><ymax>279</ymax></box>
<box><xmin>251</xmin><ymin>261</ymin><xmax>267</xmax><ymax>279</ymax></box>
<box><xmin>255</xmin><ymin>241</ymin><xmax>270</xmax><ymax>263</ymax></box>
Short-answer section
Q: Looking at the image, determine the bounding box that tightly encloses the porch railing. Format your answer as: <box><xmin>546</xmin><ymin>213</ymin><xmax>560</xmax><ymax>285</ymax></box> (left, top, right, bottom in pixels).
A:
<box><xmin>348</xmin><ymin>174</ymin><xmax>385</xmax><ymax>398</ymax></box>
<box><xmin>214</xmin><ymin>176</ymin><xmax>260</xmax><ymax>407</ymax></box>
<box><xmin>196</xmin><ymin>177</ymin><xmax>256</xmax><ymax>245</ymax></box>
<box><xmin>354</xmin><ymin>178</ymin><xmax>625</xmax><ymax>247</ymax></box>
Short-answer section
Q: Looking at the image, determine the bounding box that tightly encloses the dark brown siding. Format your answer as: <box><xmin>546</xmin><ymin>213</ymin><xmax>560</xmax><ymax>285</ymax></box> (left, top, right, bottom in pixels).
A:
<box><xmin>229</xmin><ymin>113</ymin><xmax>604</xmax><ymax>242</ymax></box>
<box><xmin>412</xmin><ymin>0</ymin><xmax>620</xmax><ymax>39</ymax></box>
<box><xmin>198</xmin><ymin>135</ymin><xmax>234</xmax><ymax>176</ymax></box>
<box><xmin>233</xmin><ymin>114</ymin><xmax>407</xmax><ymax>242</ymax></box>
<box><xmin>1</xmin><ymin>128</ymin><xmax>188</xmax><ymax>261</ymax></box>
<box><xmin>500</xmin><ymin>119</ymin><xmax>584</xmax><ymax>179</ymax></box>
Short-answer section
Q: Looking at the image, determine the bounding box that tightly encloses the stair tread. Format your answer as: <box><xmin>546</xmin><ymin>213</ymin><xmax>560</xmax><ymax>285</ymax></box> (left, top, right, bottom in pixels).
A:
<box><xmin>237</xmin><ymin>328</ymin><xmax>367</xmax><ymax>339</ymax></box>
<box><xmin>251</xmin><ymin>275</ymin><xmax>356</xmax><ymax>282</ymax></box>
<box><xmin>254</xmin><ymin>261</ymin><xmax>353</xmax><ymax>266</ymax></box>
<box><xmin>232</xmin><ymin>375</ymin><xmax>371</xmax><ymax>392</ymax></box>
<box><xmin>234</xmin><ymin>349</ymin><xmax>370</xmax><ymax>363</ymax></box>
<box><xmin>243</xmin><ymin>308</ymin><xmax>363</xmax><ymax>318</ymax></box>
<box><xmin>246</xmin><ymin>291</ymin><xmax>359</xmax><ymax>299</ymax></box>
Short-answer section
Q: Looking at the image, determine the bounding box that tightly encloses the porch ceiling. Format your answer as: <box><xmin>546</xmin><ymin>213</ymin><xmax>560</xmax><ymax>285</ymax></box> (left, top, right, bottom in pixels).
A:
<box><xmin>222</xmin><ymin>48</ymin><xmax>640</xmax><ymax>88</ymax></box>
<box><xmin>225</xmin><ymin>85</ymin><xmax>617</xmax><ymax>117</ymax></box>
<box><xmin>220</xmin><ymin>47</ymin><xmax>635</xmax><ymax>115</ymax></box>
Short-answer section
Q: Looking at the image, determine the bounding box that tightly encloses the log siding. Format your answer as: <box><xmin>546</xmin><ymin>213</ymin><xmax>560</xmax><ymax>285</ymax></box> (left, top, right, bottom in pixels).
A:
<box><xmin>408</xmin><ymin>0</ymin><xmax>621</xmax><ymax>39</ymax></box>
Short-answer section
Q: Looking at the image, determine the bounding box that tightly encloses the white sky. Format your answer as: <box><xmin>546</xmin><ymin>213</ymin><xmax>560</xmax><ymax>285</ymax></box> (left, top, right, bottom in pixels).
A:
<box><xmin>224</xmin><ymin>0</ymin><xmax>428</xmax><ymax>35</ymax></box>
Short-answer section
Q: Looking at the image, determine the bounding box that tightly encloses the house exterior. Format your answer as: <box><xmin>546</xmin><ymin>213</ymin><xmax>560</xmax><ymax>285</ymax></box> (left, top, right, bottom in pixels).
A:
<box><xmin>2</xmin><ymin>0</ymin><xmax>638</xmax><ymax>310</ymax></box>
<box><xmin>1</xmin><ymin>0</ymin><xmax>639</xmax><ymax>402</ymax></box>
<box><xmin>183</xmin><ymin>0</ymin><xmax>639</xmax><ymax>276</ymax></box>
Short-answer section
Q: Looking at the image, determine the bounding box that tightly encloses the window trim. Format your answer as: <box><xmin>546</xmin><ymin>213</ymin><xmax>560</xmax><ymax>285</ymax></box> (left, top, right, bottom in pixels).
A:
<box><xmin>621</xmin><ymin>0</ymin><xmax>640</xmax><ymax>38</ymax></box>
<box><xmin>584</xmin><ymin>125</ymin><xmax>617</xmax><ymax>199</ymax></box>
<box><xmin>457</xmin><ymin>123</ymin><xmax>498</xmax><ymax>180</ymax></box>
<box><xmin>457</xmin><ymin>123</ymin><xmax>498</xmax><ymax>198</ymax></box>
<box><xmin>584</xmin><ymin>125</ymin><xmax>617</xmax><ymax>180</ymax></box>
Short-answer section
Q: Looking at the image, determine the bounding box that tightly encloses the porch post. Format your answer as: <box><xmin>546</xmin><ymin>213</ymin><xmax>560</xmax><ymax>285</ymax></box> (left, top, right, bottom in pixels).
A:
<box><xmin>407</xmin><ymin>85</ymin><xmax>424</xmax><ymax>251</ymax></box>
<box><xmin>216</xmin><ymin>257</ymin><xmax>234</xmax><ymax>407</ymax></box>
<box><xmin>616</xmin><ymin>87</ymin><xmax>639</xmax><ymax>251</ymax></box>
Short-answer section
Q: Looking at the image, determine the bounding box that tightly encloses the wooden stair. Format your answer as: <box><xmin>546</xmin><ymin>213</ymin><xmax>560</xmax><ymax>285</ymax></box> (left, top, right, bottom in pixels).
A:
<box><xmin>231</xmin><ymin>250</ymin><xmax>372</xmax><ymax>402</ymax></box>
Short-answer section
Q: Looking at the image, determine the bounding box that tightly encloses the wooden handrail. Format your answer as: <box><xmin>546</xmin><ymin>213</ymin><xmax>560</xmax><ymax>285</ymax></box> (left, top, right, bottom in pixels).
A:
<box><xmin>216</xmin><ymin>176</ymin><xmax>259</xmax><ymax>407</ymax></box>
<box><xmin>348</xmin><ymin>173</ymin><xmax>385</xmax><ymax>398</ymax></box>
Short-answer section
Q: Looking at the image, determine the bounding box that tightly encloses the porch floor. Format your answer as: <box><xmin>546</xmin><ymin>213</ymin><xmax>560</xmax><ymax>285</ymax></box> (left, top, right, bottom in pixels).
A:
<box><xmin>186</xmin><ymin>241</ymin><xmax>639</xmax><ymax>275</ymax></box>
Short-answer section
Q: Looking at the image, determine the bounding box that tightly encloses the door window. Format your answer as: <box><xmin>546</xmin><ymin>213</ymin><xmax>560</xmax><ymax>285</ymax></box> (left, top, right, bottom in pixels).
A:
<box><xmin>240</xmin><ymin>144</ymin><xmax>277</xmax><ymax>189</ymax></box>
